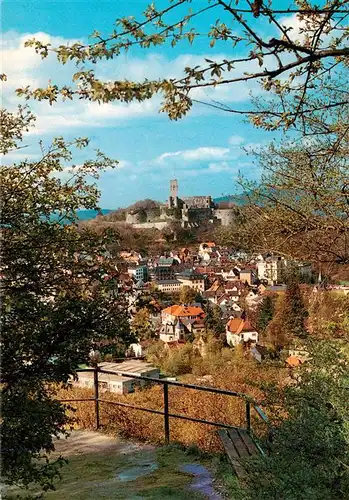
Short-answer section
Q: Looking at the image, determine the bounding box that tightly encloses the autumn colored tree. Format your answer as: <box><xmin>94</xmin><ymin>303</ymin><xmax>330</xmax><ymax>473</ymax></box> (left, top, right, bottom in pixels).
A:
<box><xmin>221</xmin><ymin>93</ymin><xmax>349</xmax><ymax>267</ymax></box>
<box><xmin>0</xmin><ymin>107</ymin><xmax>132</xmax><ymax>493</ymax></box>
<box><xmin>131</xmin><ymin>307</ymin><xmax>155</xmax><ymax>340</ymax></box>
<box><xmin>205</xmin><ymin>303</ymin><xmax>225</xmax><ymax>337</ymax></box>
<box><xmin>179</xmin><ymin>285</ymin><xmax>198</xmax><ymax>305</ymax></box>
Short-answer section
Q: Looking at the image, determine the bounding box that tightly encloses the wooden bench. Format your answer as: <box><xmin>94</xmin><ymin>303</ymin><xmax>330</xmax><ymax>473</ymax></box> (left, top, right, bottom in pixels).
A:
<box><xmin>218</xmin><ymin>428</ymin><xmax>260</xmax><ymax>478</ymax></box>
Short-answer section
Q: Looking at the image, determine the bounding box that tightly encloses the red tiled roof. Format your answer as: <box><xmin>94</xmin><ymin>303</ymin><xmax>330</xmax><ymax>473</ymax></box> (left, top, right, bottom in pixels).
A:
<box><xmin>227</xmin><ymin>318</ymin><xmax>255</xmax><ymax>334</ymax></box>
<box><xmin>162</xmin><ymin>305</ymin><xmax>205</xmax><ymax>317</ymax></box>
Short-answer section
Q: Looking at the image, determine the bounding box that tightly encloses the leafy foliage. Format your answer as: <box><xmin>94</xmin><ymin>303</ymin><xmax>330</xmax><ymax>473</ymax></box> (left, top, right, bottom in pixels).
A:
<box><xmin>256</xmin><ymin>295</ymin><xmax>276</xmax><ymax>334</ymax></box>
<box><xmin>179</xmin><ymin>285</ymin><xmax>198</xmax><ymax>305</ymax></box>
<box><xmin>266</xmin><ymin>280</ymin><xmax>308</xmax><ymax>348</ymax></box>
<box><xmin>205</xmin><ymin>303</ymin><xmax>226</xmax><ymax>337</ymax></box>
<box><xmin>0</xmin><ymin>107</ymin><xmax>132</xmax><ymax>492</ymax></box>
<box><xmin>223</xmin><ymin>96</ymin><xmax>349</xmax><ymax>266</ymax></box>
<box><xmin>16</xmin><ymin>2</ymin><xmax>349</xmax><ymax>128</ymax></box>
<box><xmin>131</xmin><ymin>308</ymin><xmax>155</xmax><ymax>340</ymax></box>
<box><xmin>244</xmin><ymin>341</ymin><xmax>349</xmax><ymax>499</ymax></box>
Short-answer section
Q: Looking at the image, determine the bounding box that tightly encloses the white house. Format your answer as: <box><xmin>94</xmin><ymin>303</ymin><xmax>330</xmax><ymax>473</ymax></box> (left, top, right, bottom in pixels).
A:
<box><xmin>160</xmin><ymin>304</ymin><xmax>206</xmax><ymax>342</ymax></box>
<box><xmin>155</xmin><ymin>279</ymin><xmax>182</xmax><ymax>293</ymax></box>
<box><xmin>198</xmin><ymin>242</ymin><xmax>216</xmax><ymax>262</ymax></box>
<box><xmin>226</xmin><ymin>318</ymin><xmax>258</xmax><ymax>347</ymax></box>
<box><xmin>257</xmin><ymin>255</ymin><xmax>286</xmax><ymax>284</ymax></box>
<box><xmin>245</xmin><ymin>290</ymin><xmax>262</xmax><ymax>310</ymax></box>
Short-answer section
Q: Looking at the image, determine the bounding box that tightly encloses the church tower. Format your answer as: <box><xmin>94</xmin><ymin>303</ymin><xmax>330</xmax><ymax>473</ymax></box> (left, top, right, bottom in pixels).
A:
<box><xmin>168</xmin><ymin>179</ymin><xmax>179</xmax><ymax>208</ymax></box>
<box><xmin>170</xmin><ymin>179</ymin><xmax>178</xmax><ymax>199</ymax></box>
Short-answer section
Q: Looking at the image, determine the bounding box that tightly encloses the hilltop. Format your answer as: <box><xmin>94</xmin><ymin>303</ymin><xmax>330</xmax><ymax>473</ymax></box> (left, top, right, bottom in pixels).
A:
<box><xmin>72</xmin><ymin>194</ymin><xmax>245</xmax><ymax>223</ymax></box>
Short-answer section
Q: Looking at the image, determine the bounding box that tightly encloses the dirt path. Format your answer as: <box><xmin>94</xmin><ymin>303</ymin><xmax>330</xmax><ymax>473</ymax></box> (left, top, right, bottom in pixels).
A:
<box><xmin>7</xmin><ymin>430</ymin><xmax>227</xmax><ymax>499</ymax></box>
<box><xmin>53</xmin><ymin>429</ymin><xmax>154</xmax><ymax>456</ymax></box>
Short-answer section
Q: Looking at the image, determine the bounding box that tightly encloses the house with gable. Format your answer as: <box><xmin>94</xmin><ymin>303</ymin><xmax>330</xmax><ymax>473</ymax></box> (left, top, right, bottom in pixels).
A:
<box><xmin>203</xmin><ymin>280</ymin><xmax>225</xmax><ymax>304</ymax></box>
<box><xmin>226</xmin><ymin>317</ymin><xmax>258</xmax><ymax>347</ymax></box>
<box><xmin>224</xmin><ymin>280</ymin><xmax>243</xmax><ymax>302</ymax></box>
<box><xmin>160</xmin><ymin>304</ymin><xmax>206</xmax><ymax>343</ymax></box>
<box><xmin>218</xmin><ymin>295</ymin><xmax>242</xmax><ymax>318</ymax></box>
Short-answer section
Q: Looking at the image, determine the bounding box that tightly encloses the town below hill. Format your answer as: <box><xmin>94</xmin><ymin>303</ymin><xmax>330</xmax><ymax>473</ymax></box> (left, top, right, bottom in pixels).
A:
<box><xmin>65</xmin><ymin>240</ymin><xmax>349</xmax><ymax>456</ymax></box>
<box><xmin>74</xmin><ymin>243</ymin><xmax>349</xmax><ymax>391</ymax></box>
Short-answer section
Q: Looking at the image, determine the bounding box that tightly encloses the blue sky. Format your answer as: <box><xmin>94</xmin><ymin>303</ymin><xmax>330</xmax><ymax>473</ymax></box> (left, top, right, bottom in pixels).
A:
<box><xmin>2</xmin><ymin>0</ymin><xmax>289</xmax><ymax>208</ymax></box>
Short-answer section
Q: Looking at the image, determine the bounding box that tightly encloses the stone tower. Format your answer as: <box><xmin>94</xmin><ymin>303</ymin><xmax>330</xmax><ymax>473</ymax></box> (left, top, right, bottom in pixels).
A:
<box><xmin>170</xmin><ymin>179</ymin><xmax>178</xmax><ymax>199</ymax></box>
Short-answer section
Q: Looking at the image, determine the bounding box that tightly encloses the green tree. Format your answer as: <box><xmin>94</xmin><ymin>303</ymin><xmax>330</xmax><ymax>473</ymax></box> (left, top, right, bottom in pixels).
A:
<box><xmin>244</xmin><ymin>341</ymin><xmax>349</xmax><ymax>499</ymax></box>
<box><xmin>283</xmin><ymin>279</ymin><xmax>308</xmax><ymax>339</ymax></box>
<box><xmin>131</xmin><ymin>307</ymin><xmax>155</xmax><ymax>340</ymax></box>
<box><xmin>256</xmin><ymin>295</ymin><xmax>276</xmax><ymax>334</ymax></box>
<box><xmin>164</xmin><ymin>343</ymin><xmax>193</xmax><ymax>376</ymax></box>
<box><xmin>205</xmin><ymin>304</ymin><xmax>225</xmax><ymax>337</ymax></box>
<box><xmin>179</xmin><ymin>285</ymin><xmax>198</xmax><ymax>305</ymax></box>
<box><xmin>0</xmin><ymin>107</ymin><xmax>132</xmax><ymax>493</ymax></box>
<box><xmin>266</xmin><ymin>280</ymin><xmax>308</xmax><ymax>349</ymax></box>
<box><xmin>146</xmin><ymin>340</ymin><xmax>168</xmax><ymax>368</ymax></box>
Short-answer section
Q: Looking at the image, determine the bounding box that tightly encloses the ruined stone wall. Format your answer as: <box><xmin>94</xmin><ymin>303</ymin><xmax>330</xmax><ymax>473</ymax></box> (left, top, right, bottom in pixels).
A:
<box><xmin>214</xmin><ymin>208</ymin><xmax>236</xmax><ymax>226</ymax></box>
<box><xmin>132</xmin><ymin>221</ymin><xmax>170</xmax><ymax>230</ymax></box>
<box><xmin>126</xmin><ymin>211</ymin><xmax>146</xmax><ymax>224</ymax></box>
<box><xmin>184</xmin><ymin>207</ymin><xmax>213</xmax><ymax>223</ymax></box>
<box><xmin>146</xmin><ymin>207</ymin><xmax>161</xmax><ymax>222</ymax></box>
<box><xmin>182</xmin><ymin>196</ymin><xmax>213</xmax><ymax>209</ymax></box>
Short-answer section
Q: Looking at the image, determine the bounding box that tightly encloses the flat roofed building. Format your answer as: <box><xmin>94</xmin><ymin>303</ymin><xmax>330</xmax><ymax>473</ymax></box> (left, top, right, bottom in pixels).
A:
<box><xmin>72</xmin><ymin>360</ymin><xmax>160</xmax><ymax>395</ymax></box>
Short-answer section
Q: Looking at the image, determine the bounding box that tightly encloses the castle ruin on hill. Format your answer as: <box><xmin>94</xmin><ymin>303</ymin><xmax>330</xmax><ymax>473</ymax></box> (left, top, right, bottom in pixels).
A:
<box><xmin>125</xmin><ymin>180</ymin><xmax>236</xmax><ymax>229</ymax></box>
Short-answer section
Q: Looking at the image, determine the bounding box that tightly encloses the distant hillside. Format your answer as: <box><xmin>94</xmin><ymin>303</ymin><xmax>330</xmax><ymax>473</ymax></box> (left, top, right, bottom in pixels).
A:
<box><xmin>214</xmin><ymin>194</ymin><xmax>248</xmax><ymax>206</ymax></box>
<box><xmin>50</xmin><ymin>209</ymin><xmax>112</xmax><ymax>223</ymax></box>
<box><xmin>75</xmin><ymin>209</ymin><xmax>112</xmax><ymax>220</ymax></box>
<box><xmin>75</xmin><ymin>196</ymin><xmax>247</xmax><ymax>223</ymax></box>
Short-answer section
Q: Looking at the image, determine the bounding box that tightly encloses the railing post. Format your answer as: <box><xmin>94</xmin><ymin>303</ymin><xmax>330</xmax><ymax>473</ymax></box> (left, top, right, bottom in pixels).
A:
<box><xmin>245</xmin><ymin>400</ymin><xmax>251</xmax><ymax>433</ymax></box>
<box><xmin>163</xmin><ymin>382</ymin><xmax>170</xmax><ymax>444</ymax></box>
<box><xmin>94</xmin><ymin>366</ymin><xmax>100</xmax><ymax>430</ymax></box>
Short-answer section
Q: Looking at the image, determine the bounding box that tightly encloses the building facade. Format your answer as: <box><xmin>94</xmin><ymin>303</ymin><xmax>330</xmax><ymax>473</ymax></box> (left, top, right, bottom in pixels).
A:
<box><xmin>72</xmin><ymin>360</ymin><xmax>160</xmax><ymax>395</ymax></box>
<box><xmin>160</xmin><ymin>304</ymin><xmax>206</xmax><ymax>342</ymax></box>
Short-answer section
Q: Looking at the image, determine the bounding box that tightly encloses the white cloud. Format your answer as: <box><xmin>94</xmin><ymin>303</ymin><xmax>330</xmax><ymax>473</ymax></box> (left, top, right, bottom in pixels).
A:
<box><xmin>277</xmin><ymin>13</ymin><xmax>334</xmax><ymax>47</ymax></box>
<box><xmin>156</xmin><ymin>147</ymin><xmax>230</xmax><ymax>164</ymax></box>
<box><xmin>1</xmin><ymin>30</ymin><xmax>264</xmax><ymax>136</ymax></box>
<box><xmin>1</xmin><ymin>151</ymin><xmax>40</xmax><ymax>162</ymax></box>
<box><xmin>208</xmin><ymin>161</ymin><xmax>232</xmax><ymax>173</ymax></box>
<box><xmin>116</xmin><ymin>160</ymin><xmax>132</xmax><ymax>170</ymax></box>
<box><xmin>1</xmin><ymin>31</ymin><xmax>161</xmax><ymax>134</ymax></box>
<box><xmin>228</xmin><ymin>135</ymin><xmax>245</xmax><ymax>146</ymax></box>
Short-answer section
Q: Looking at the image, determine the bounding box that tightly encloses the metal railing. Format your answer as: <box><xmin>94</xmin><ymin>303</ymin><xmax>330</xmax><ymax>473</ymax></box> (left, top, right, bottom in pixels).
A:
<box><xmin>61</xmin><ymin>367</ymin><xmax>272</xmax><ymax>449</ymax></box>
